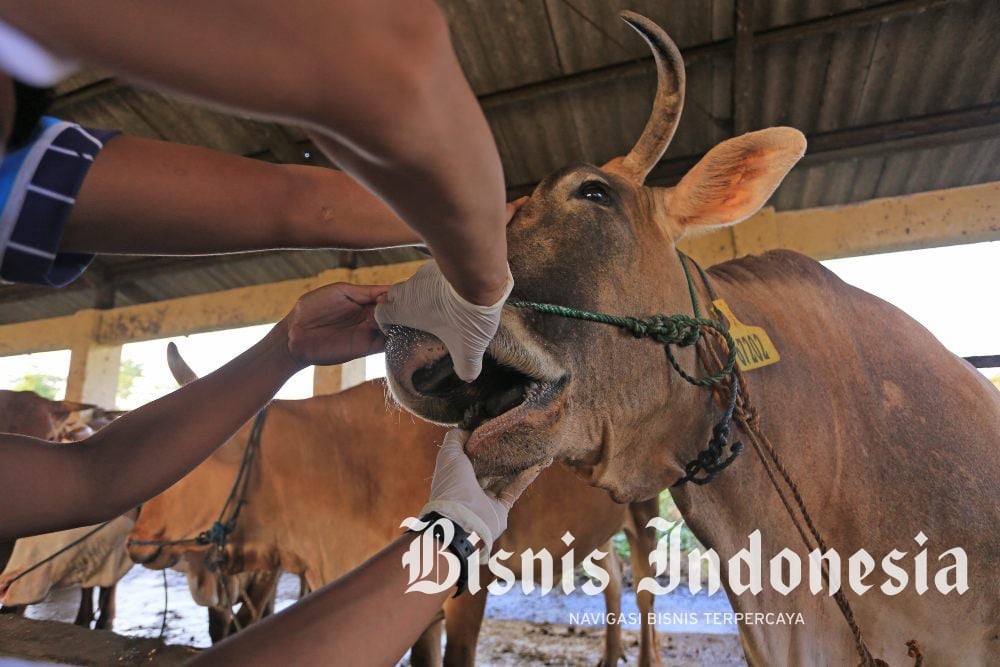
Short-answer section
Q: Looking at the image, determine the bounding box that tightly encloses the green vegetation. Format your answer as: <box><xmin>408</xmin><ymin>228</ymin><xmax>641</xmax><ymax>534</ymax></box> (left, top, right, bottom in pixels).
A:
<box><xmin>12</xmin><ymin>373</ymin><xmax>63</xmax><ymax>400</ymax></box>
<box><xmin>117</xmin><ymin>359</ymin><xmax>143</xmax><ymax>401</ymax></box>
<box><xmin>609</xmin><ymin>490</ymin><xmax>704</xmax><ymax>574</ymax></box>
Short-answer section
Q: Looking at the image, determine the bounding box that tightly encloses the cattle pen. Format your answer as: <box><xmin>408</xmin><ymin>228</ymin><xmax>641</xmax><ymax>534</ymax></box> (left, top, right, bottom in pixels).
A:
<box><xmin>1</xmin><ymin>1</ymin><xmax>998</xmax><ymax>666</ymax></box>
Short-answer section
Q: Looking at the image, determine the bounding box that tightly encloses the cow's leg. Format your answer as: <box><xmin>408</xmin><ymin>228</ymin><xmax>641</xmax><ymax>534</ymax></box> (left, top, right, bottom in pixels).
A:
<box><xmin>94</xmin><ymin>585</ymin><xmax>116</xmax><ymax>630</ymax></box>
<box><xmin>626</xmin><ymin>498</ymin><xmax>663</xmax><ymax>667</ymax></box>
<box><xmin>74</xmin><ymin>587</ymin><xmax>95</xmax><ymax>627</ymax></box>
<box><xmin>0</xmin><ymin>604</ymin><xmax>26</xmax><ymax>616</ymax></box>
<box><xmin>597</xmin><ymin>545</ymin><xmax>626</xmax><ymax>666</ymax></box>
<box><xmin>0</xmin><ymin>540</ymin><xmax>13</xmax><ymax>572</ymax></box>
<box><xmin>208</xmin><ymin>605</ymin><xmax>234</xmax><ymax>644</ymax></box>
<box><xmin>261</xmin><ymin>579</ymin><xmax>276</xmax><ymax>619</ymax></box>
<box><xmin>441</xmin><ymin>584</ymin><xmax>489</xmax><ymax>667</ymax></box>
<box><xmin>234</xmin><ymin>569</ymin><xmax>281</xmax><ymax>629</ymax></box>
<box><xmin>410</xmin><ymin>607</ymin><xmax>444</xmax><ymax>667</ymax></box>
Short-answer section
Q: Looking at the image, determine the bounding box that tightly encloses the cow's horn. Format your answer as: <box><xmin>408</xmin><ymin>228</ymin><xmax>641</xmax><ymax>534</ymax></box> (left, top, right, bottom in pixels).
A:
<box><xmin>167</xmin><ymin>342</ymin><xmax>199</xmax><ymax>386</ymax></box>
<box><xmin>613</xmin><ymin>11</ymin><xmax>685</xmax><ymax>183</ymax></box>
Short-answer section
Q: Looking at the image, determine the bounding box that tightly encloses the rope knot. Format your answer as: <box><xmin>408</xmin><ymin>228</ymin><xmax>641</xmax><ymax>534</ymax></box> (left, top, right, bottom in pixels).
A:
<box><xmin>624</xmin><ymin>314</ymin><xmax>703</xmax><ymax>348</ymax></box>
<box><xmin>207</xmin><ymin>520</ymin><xmax>228</xmax><ymax>547</ymax></box>
<box><xmin>622</xmin><ymin>316</ymin><xmax>651</xmax><ymax>339</ymax></box>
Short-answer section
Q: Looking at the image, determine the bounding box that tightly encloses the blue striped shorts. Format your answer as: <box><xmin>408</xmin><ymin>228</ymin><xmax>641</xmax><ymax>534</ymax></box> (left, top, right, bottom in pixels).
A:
<box><xmin>0</xmin><ymin>116</ymin><xmax>119</xmax><ymax>287</ymax></box>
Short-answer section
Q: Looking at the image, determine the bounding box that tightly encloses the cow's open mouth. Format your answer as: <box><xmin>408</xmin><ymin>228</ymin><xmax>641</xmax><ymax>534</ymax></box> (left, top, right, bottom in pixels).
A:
<box><xmin>410</xmin><ymin>350</ymin><xmax>567</xmax><ymax>435</ymax></box>
<box><xmin>390</xmin><ymin>322</ymin><xmax>569</xmax><ymax>453</ymax></box>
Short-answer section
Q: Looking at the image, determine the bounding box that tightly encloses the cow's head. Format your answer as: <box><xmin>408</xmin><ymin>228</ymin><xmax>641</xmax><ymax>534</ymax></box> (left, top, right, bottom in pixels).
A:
<box><xmin>385</xmin><ymin>12</ymin><xmax>805</xmax><ymax>501</ymax></box>
<box><xmin>0</xmin><ymin>390</ymin><xmax>94</xmax><ymax>441</ymax></box>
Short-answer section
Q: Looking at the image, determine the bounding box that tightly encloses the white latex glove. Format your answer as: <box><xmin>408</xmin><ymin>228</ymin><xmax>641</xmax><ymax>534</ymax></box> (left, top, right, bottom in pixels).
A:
<box><xmin>375</xmin><ymin>261</ymin><xmax>514</xmax><ymax>382</ymax></box>
<box><xmin>420</xmin><ymin>429</ymin><xmax>549</xmax><ymax>561</ymax></box>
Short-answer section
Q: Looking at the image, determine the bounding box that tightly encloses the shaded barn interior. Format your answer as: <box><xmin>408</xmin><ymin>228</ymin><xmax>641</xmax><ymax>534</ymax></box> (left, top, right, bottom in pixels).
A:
<box><xmin>1</xmin><ymin>0</ymin><xmax>997</xmax><ymax>324</ymax></box>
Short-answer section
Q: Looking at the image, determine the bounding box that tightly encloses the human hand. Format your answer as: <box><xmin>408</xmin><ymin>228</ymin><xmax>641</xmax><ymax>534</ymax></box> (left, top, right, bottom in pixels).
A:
<box><xmin>374</xmin><ymin>261</ymin><xmax>512</xmax><ymax>381</ymax></box>
<box><xmin>420</xmin><ymin>429</ymin><xmax>550</xmax><ymax>560</ymax></box>
<box><xmin>284</xmin><ymin>283</ymin><xmax>389</xmax><ymax>367</ymax></box>
<box><xmin>374</xmin><ymin>200</ymin><xmax>526</xmax><ymax>382</ymax></box>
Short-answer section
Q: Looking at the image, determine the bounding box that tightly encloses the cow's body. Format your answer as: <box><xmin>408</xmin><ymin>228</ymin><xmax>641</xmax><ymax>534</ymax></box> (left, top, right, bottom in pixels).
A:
<box><xmin>383</xmin><ymin>12</ymin><xmax>1000</xmax><ymax>666</ymax></box>
<box><xmin>129</xmin><ymin>378</ymin><xmax>659</xmax><ymax>665</ymax></box>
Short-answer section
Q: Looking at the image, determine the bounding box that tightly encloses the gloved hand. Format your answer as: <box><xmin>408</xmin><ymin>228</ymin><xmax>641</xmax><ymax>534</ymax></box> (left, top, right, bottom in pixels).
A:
<box><xmin>374</xmin><ymin>261</ymin><xmax>513</xmax><ymax>382</ymax></box>
<box><xmin>420</xmin><ymin>429</ymin><xmax>550</xmax><ymax>561</ymax></box>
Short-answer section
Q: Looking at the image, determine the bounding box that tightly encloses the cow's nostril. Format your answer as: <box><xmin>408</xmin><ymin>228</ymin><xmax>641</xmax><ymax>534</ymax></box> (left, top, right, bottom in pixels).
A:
<box><xmin>412</xmin><ymin>354</ymin><xmax>464</xmax><ymax>397</ymax></box>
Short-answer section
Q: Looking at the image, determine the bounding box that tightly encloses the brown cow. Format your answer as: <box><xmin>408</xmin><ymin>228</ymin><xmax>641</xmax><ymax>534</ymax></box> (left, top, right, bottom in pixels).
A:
<box><xmin>383</xmin><ymin>11</ymin><xmax>1000</xmax><ymax>667</ymax></box>
<box><xmin>128</xmin><ymin>345</ymin><xmax>661</xmax><ymax>666</ymax></box>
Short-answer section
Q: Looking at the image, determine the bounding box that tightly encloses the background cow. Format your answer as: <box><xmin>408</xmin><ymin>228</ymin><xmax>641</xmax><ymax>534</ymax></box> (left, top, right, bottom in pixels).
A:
<box><xmin>128</xmin><ymin>344</ymin><xmax>661</xmax><ymax>666</ymax></box>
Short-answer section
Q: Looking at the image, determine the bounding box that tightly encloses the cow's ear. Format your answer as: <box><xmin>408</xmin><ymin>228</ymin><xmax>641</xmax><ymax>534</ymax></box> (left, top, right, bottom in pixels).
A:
<box><xmin>665</xmin><ymin>128</ymin><xmax>805</xmax><ymax>236</ymax></box>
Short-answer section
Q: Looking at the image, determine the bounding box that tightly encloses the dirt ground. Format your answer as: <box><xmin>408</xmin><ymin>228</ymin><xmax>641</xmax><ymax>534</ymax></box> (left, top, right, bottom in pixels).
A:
<box><xmin>0</xmin><ymin>613</ymin><xmax>744</xmax><ymax>666</ymax></box>
<box><xmin>0</xmin><ymin>615</ymin><xmax>197</xmax><ymax>666</ymax></box>
<box><xmin>465</xmin><ymin>618</ymin><xmax>745</xmax><ymax>666</ymax></box>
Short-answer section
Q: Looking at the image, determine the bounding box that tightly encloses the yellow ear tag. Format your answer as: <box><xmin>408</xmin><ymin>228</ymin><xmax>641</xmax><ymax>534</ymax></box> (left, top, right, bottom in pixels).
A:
<box><xmin>711</xmin><ymin>299</ymin><xmax>780</xmax><ymax>372</ymax></box>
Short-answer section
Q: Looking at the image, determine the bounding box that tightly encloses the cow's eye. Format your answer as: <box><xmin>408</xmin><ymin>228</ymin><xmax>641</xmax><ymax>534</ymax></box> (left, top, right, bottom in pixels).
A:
<box><xmin>577</xmin><ymin>181</ymin><xmax>612</xmax><ymax>205</ymax></box>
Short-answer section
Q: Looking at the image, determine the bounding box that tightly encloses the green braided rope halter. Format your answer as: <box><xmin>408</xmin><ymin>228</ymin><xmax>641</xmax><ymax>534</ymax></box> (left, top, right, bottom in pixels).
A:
<box><xmin>504</xmin><ymin>251</ymin><xmax>745</xmax><ymax>485</ymax></box>
<box><xmin>505</xmin><ymin>301</ymin><xmax>737</xmax><ymax>387</ymax></box>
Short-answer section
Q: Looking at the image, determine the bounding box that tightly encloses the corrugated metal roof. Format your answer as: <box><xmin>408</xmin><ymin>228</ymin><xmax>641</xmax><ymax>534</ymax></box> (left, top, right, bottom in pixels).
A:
<box><xmin>1</xmin><ymin>0</ymin><xmax>997</xmax><ymax>325</ymax></box>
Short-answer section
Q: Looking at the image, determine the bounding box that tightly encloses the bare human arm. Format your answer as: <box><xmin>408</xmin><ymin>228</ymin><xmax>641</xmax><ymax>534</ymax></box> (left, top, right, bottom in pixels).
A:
<box><xmin>0</xmin><ymin>0</ymin><xmax>509</xmax><ymax>305</ymax></box>
<box><xmin>63</xmin><ymin>135</ymin><xmax>421</xmax><ymax>254</ymax></box>
<box><xmin>0</xmin><ymin>283</ymin><xmax>387</xmax><ymax>541</ymax></box>
<box><xmin>195</xmin><ymin>536</ymin><xmax>453</xmax><ymax>666</ymax></box>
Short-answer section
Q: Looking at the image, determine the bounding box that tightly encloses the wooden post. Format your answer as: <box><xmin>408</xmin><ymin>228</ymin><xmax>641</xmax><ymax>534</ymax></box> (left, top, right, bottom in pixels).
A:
<box><xmin>65</xmin><ymin>340</ymin><xmax>122</xmax><ymax>408</ymax></box>
<box><xmin>338</xmin><ymin>359</ymin><xmax>368</xmax><ymax>391</ymax></box>
<box><xmin>313</xmin><ymin>365</ymin><xmax>343</xmax><ymax>396</ymax></box>
<box><xmin>313</xmin><ymin>358</ymin><xmax>369</xmax><ymax>395</ymax></box>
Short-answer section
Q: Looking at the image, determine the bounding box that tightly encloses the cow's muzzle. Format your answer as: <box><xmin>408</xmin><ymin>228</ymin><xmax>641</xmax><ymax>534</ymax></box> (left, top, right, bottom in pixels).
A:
<box><xmin>384</xmin><ymin>321</ymin><xmax>568</xmax><ymax>444</ymax></box>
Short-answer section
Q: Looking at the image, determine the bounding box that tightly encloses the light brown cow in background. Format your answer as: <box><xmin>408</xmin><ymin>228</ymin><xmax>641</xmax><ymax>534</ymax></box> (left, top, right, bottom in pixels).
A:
<box><xmin>128</xmin><ymin>344</ymin><xmax>662</xmax><ymax>666</ymax></box>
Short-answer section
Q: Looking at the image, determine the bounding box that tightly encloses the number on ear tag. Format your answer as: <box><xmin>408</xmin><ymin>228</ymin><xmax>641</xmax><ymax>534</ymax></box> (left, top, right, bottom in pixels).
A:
<box><xmin>711</xmin><ymin>300</ymin><xmax>780</xmax><ymax>372</ymax></box>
